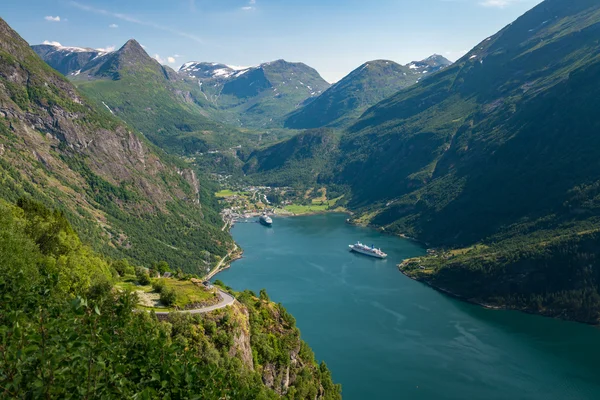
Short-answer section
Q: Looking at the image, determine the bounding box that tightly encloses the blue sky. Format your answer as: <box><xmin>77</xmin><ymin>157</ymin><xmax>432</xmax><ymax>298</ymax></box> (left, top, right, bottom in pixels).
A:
<box><xmin>3</xmin><ymin>0</ymin><xmax>542</xmax><ymax>82</ymax></box>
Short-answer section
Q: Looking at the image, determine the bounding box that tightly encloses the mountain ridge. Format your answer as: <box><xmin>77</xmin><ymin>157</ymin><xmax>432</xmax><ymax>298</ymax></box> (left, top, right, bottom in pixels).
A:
<box><xmin>284</xmin><ymin>55</ymin><xmax>451</xmax><ymax>129</ymax></box>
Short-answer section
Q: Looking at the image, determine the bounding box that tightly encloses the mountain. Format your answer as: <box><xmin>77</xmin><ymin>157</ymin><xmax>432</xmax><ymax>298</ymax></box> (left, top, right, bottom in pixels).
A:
<box><xmin>244</xmin><ymin>128</ymin><xmax>341</xmax><ymax>187</ymax></box>
<box><xmin>31</xmin><ymin>42</ymin><xmax>105</xmax><ymax>76</ymax></box>
<box><xmin>180</xmin><ymin>61</ymin><xmax>251</xmax><ymax>82</ymax></box>
<box><xmin>2</xmin><ymin>18</ymin><xmax>341</xmax><ymax>398</ymax></box>
<box><xmin>284</xmin><ymin>55</ymin><xmax>451</xmax><ymax>129</ymax></box>
<box><xmin>339</xmin><ymin>0</ymin><xmax>600</xmax><ymax>323</ymax></box>
<box><xmin>180</xmin><ymin>59</ymin><xmax>331</xmax><ymax>128</ymax></box>
<box><xmin>0</xmin><ymin>17</ymin><xmax>233</xmax><ymax>273</ymax></box>
<box><xmin>245</xmin><ymin>0</ymin><xmax>600</xmax><ymax>323</ymax></box>
<box><xmin>34</xmin><ymin>39</ymin><xmax>257</xmax><ymax>156</ymax></box>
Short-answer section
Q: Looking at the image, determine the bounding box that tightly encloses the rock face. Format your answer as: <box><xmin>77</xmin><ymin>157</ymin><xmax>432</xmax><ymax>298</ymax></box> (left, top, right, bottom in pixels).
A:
<box><xmin>31</xmin><ymin>43</ymin><xmax>103</xmax><ymax>76</ymax></box>
<box><xmin>227</xmin><ymin>291</ymin><xmax>341</xmax><ymax>399</ymax></box>
<box><xmin>229</xmin><ymin>303</ymin><xmax>254</xmax><ymax>370</ymax></box>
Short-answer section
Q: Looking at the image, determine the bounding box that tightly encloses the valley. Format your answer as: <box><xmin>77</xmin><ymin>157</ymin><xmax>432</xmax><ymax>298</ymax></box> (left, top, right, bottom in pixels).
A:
<box><xmin>3</xmin><ymin>0</ymin><xmax>600</xmax><ymax>398</ymax></box>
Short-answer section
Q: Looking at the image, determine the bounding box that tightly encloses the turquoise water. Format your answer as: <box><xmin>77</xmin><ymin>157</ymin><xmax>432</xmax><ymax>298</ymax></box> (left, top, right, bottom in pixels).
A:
<box><xmin>215</xmin><ymin>213</ymin><xmax>600</xmax><ymax>400</ymax></box>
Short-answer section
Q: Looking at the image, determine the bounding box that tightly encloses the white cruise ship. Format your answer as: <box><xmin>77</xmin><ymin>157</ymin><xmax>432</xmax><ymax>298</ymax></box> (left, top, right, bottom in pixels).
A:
<box><xmin>349</xmin><ymin>242</ymin><xmax>387</xmax><ymax>259</ymax></box>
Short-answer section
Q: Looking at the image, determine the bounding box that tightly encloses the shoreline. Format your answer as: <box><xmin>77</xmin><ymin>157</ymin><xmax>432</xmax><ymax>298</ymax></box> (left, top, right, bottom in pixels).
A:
<box><xmin>206</xmin><ymin>251</ymin><xmax>243</xmax><ymax>281</ymax></box>
<box><xmin>397</xmin><ymin>267</ymin><xmax>503</xmax><ymax>310</ymax></box>
<box><xmin>397</xmin><ymin>267</ymin><xmax>600</xmax><ymax>326</ymax></box>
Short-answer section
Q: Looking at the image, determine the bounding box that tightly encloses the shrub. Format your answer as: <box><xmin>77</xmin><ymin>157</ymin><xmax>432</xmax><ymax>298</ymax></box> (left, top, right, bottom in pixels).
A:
<box><xmin>135</xmin><ymin>266</ymin><xmax>150</xmax><ymax>286</ymax></box>
<box><xmin>160</xmin><ymin>287</ymin><xmax>177</xmax><ymax>306</ymax></box>
<box><xmin>112</xmin><ymin>259</ymin><xmax>130</xmax><ymax>276</ymax></box>
<box><xmin>152</xmin><ymin>279</ymin><xmax>167</xmax><ymax>293</ymax></box>
<box><xmin>152</xmin><ymin>261</ymin><xmax>170</xmax><ymax>274</ymax></box>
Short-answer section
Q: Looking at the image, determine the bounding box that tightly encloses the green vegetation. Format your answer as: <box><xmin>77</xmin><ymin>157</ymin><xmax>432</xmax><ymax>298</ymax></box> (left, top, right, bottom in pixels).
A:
<box><xmin>285</xmin><ymin>57</ymin><xmax>450</xmax><ymax>129</ymax></box>
<box><xmin>244</xmin><ymin>128</ymin><xmax>343</xmax><ymax>188</ymax></box>
<box><xmin>0</xmin><ymin>20</ymin><xmax>233</xmax><ymax>274</ymax></box>
<box><xmin>0</xmin><ymin>198</ymin><xmax>341</xmax><ymax>398</ymax></box>
<box><xmin>401</xmin><ymin>228</ymin><xmax>600</xmax><ymax>324</ymax></box>
<box><xmin>135</xmin><ymin>266</ymin><xmax>151</xmax><ymax>285</ymax></box>
<box><xmin>159</xmin><ymin>278</ymin><xmax>216</xmax><ymax>309</ymax></box>
<box><xmin>215</xmin><ymin>189</ymin><xmax>237</xmax><ymax>198</ymax></box>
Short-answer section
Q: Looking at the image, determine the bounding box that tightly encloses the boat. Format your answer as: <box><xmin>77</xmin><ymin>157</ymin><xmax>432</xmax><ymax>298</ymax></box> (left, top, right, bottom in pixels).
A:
<box><xmin>349</xmin><ymin>241</ymin><xmax>387</xmax><ymax>259</ymax></box>
<box><xmin>259</xmin><ymin>214</ymin><xmax>273</xmax><ymax>227</ymax></box>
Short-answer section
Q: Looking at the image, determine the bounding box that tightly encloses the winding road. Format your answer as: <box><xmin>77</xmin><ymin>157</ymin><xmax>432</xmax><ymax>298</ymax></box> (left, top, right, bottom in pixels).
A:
<box><xmin>152</xmin><ymin>288</ymin><xmax>235</xmax><ymax>316</ymax></box>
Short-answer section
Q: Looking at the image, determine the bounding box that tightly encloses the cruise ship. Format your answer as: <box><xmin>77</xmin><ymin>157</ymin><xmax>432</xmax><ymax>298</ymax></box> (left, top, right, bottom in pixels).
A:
<box><xmin>259</xmin><ymin>214</ymin><xmax>273</xmax><ymax>227</ymax></box>
<box><xmin>349</xmin><ymin>242</ymin><xmax>387</xmax><ymax>259</ymax></box>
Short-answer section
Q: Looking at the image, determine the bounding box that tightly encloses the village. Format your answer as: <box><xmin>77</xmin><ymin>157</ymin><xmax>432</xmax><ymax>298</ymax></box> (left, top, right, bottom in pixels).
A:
<box><xmin>215</xmin><ymin>183</ymin><xmax>347</xmax><ymax>227</ymax></box>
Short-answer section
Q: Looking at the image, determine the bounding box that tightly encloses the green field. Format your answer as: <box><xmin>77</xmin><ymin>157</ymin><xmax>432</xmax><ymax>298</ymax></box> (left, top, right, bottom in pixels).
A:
<box><xmin>283</xmin><ymin>204</ymin><xmax>329</xmax><ymax>214</ymax></box>
<box><xmin>215</xmin><ymin>189</ymin><xmax>237</xmax><ymax>198</ymax></box>
<box><xmin>116</xmin><ymin>276</ymin><xmax>217</xmax><ymax>309</ymax></box>
<box><xmin>164</xmin><ymin>279</ymin><xmax>218</xmax><ymax>308</ymax></box>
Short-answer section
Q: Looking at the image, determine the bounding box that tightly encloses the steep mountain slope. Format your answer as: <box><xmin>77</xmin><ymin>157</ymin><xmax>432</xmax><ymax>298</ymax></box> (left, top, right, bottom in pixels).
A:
<box><xmin>338</xmin><ymin>0</ymin><xmax>600</xmax><ymax>322</ymax></box>
<box><xmin>285</xmin><ymin>56</ymin><xmax>451</xmax><ymax>129</ymax></box>
<box><xmin>180</xmin><ymin>59</ymin><xmax>331</xmax><ymax>128</ymax></box>
<box><xmin>241</xmin><ymin>0</ymin><xmax>600</xmax><ymax>323</ymax></box>
<box><xmin>35</xmin><ymin>39</ymin><xmax>256</xmax><ymax>155</ymax></box>
<box><xmin>244</xmin><ymin>128</ymin><xmax>341</xmax><ymax>187</ymax></box>
<box><xmin>0</xmin><ymin>17</ymin><xmax>232</xmax><ymax>273</ymax></box>
<box><xmin>31</xmin><ymin>42</ymin><xmax>104</xmax><ymax>76</ymax></box>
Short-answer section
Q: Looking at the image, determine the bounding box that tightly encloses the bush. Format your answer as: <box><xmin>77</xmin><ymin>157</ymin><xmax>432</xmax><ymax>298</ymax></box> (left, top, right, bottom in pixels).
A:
<box><xmin>160</xmin><ymin>287</ymin><xmax>177</xmax><ymax>306</ymax></box>
<box><xmin>135</xmin><ymin>266</ymin><xmax>150</xmax><ymax>286</ymax></box>
<box><xmin>112</xmin><ymin>259</ymin><xmax>130</xmax><ymax>276</ymax></box>
<box><xmin>152</xmin><ymin>261</ymin><xmax>170</xmax><ymax>274</ymax></box>
<box><xmin>152</xmin><ymin>279</ymin><xmax>167</xmax><ymax>293</ymax></box>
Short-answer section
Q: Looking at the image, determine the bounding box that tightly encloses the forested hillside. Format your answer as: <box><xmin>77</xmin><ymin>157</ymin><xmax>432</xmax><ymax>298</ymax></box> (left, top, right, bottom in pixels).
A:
<box><xmin>0</xmin><ymin>199</ymin><xmax>341</xmax><ymax>398</ymax></box>
<box><xmin>0</xmin><ymin>17</ymin><xmax>232</xmax><ymax>273</ymax></box>
<box><xmin>244</xmin><ymin>128</ymin><xmax>342</xmax><ymax>187</ymax></box>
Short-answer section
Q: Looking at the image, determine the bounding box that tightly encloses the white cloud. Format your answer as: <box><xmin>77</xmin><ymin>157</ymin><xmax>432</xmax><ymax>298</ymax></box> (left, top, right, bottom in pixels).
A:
<box><xmin>154</xmin><ymin>54</ymin><xmax>177</xmax><ymax>64</ymax></box>
<box><xmin>480</xmin><ymin>0</ymin><xmax>519</xmax><ymax>8</ymax></box>
<box><xmin>43</xmin><ymin>40</ymin><xmax>62</xmax><ymax>46</ymax></box>
<box><xmin>444</xmin><ymin>50</ymin><xmax>468</xmax><ymax>61</ymax></box>
<box><xmin>242</xmin><ymin>0</ymin><xmax>256</xmax><ymax>10</ymax></box>
<box><xmin>96</xmin><ymin>45</ymin><xmax>115</xmax><ymax>52</ymax></box>
<box><xmin>44</xmin><ymin>16</ymin><xmax>61</xmax><ymax>22</ymax></box>
<box><xmin>70</xmin><ymin>1</ymin><xmax>204</xmax><ymax>44</ymax></box>
<box><xmin>109</xmin><ymin>23</ymin><xmax>118</xmax><ymax>28</ymax></box>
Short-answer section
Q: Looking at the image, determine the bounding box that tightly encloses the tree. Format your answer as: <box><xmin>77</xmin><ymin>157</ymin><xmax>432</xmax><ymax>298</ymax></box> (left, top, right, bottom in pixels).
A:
<box><xmin>112</xmin><ymin>259</ymin><xmax>133</xmax><ymax>277</ymax></box>
<box><xmin>152</xmin><ymin>261</ymin><xmax>170</xmax><ymax>274</ymax></box>
<box><xmin>135</xmin><ymin>266</ymin><xmax>150</xmax><ymax>286</ymax></box>
<box><xmin>259</xmin><ymin>289</ymin><xmax>270</xmax><ymax>302</ymax></box>
<box><xmin>160</xmin><ymin>287</ymin><xmax>177</xmax><ymax>306</ymax></box>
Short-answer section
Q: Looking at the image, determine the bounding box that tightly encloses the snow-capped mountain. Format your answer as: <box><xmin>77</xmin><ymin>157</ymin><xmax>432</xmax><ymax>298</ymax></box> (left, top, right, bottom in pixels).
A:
<box><xmin>178</xmin><ymin>59</ymin><xmax>330</xmax><ymax>127</ymax></box>
<box><xmin>405</xmin><ymin>54</ymin><xmax>452</xmax><ymax>75</ymax></box>
<box><xmin>179</xmin><ymin>62</ymin><xmax>251</xmax><ymax>81</ymax></box>
<box><xmin>31</xmin><ymin>42</ymin><xmax>111</xmax><ymax>76</ymax></box>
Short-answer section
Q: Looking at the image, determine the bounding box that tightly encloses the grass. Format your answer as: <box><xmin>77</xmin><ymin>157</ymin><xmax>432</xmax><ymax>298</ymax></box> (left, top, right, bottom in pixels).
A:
<box><xmin>116</xmin><ymin>276</ymin><xmax>218</xmax><ymax>310</ymax></box>
<box><xmin>215</xmin><ymin>189</ymin><xmax>237</xmax><ymax>198</ymax></box>
<box><xmin>283</xmin><ymin>204</ymin><xmax>330</xmax><ymax>214</ymax></box>
<box><xmin>162</xmin><ymin>279</ymin><xmax>217</xmax><ymax>309</ymax></box>
<box><xmin>115</xmin><ymin>276</ymin><xmax>153</xmax><ymax>293</ymax></box>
